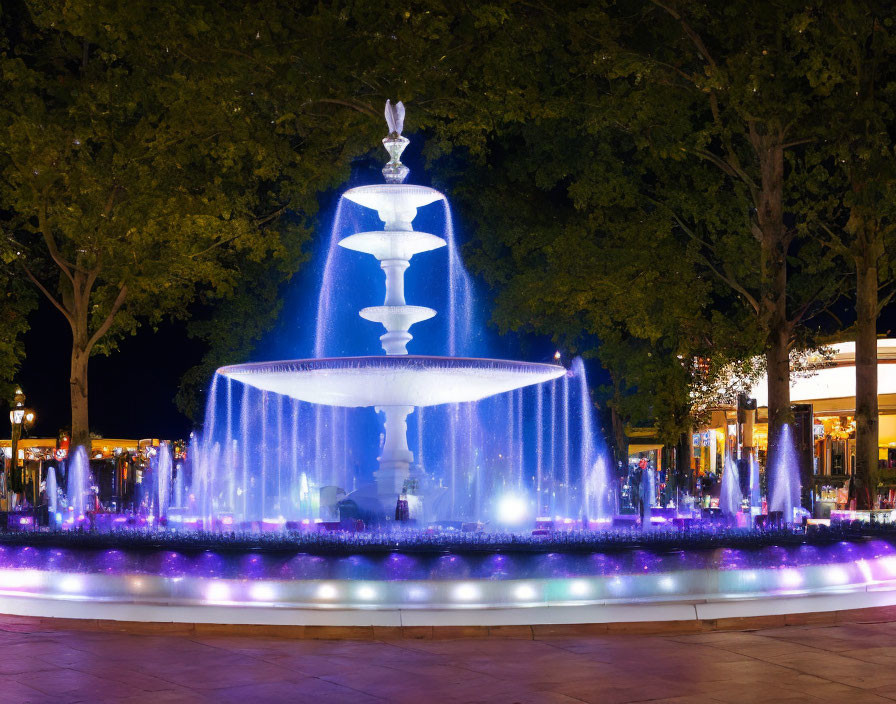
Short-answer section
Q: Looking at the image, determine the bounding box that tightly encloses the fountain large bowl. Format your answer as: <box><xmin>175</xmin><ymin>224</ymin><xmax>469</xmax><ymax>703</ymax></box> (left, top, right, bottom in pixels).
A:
<box><xmin>218</xmin><ymin>355</ymin><xmax>566</xmax><ymax>407</ymax></box>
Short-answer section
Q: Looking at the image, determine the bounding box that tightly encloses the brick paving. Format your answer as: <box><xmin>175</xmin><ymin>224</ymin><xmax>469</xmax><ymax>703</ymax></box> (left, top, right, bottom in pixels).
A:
<box><xmin>2</xmin><ymin>616</ymin><xmax>896</xmax><ymax>702</ymax></box>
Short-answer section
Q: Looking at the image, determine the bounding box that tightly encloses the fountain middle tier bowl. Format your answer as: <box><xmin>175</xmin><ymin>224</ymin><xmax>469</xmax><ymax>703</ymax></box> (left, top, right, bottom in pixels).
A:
<box><xmin>218</xmin><ymin>356</ymin><xmax>566</xmax><ymax>407</ymax></box>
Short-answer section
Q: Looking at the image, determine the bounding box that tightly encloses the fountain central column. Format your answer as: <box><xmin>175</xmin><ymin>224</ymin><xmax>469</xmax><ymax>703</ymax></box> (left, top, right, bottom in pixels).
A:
<box><xmin>375</xmin><ymin>405</ymin><xmax>415</xmax><ymax>502</ymax></box>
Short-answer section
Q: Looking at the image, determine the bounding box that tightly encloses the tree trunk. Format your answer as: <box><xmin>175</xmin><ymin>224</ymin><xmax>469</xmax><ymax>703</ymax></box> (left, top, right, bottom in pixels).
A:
<box><xmin>753</xmin><ymin>127</ymin><xmax>792</xmax><ymax>476</ymax></box>
<box><xmin>854</xmin><ymin>254</ymin><xmax>879</xmax><ymax>509</ymax></box>
<box><xmin>608</xmin><ymin>374</ymin><xmax>629</xmax><ymax>469</ymax></box>
<box><xmin>765</xmin><ymin>317</ymin><xmax>792</xmax><ymax>472</ymax></box>
<box><xmin>70</xmin><ymin>330</ymin><xmax>90</xmax><ymax>450</ymax></box>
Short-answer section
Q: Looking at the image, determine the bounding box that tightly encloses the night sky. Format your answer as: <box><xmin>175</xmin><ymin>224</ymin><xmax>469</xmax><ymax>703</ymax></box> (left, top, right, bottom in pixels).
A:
<box><xmin>14</xmin><ymin>297</ymin><xmax>207</xmax><ymax>441</ymax></box>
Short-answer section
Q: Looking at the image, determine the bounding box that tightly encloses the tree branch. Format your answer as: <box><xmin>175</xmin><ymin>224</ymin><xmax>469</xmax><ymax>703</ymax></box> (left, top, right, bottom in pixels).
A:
<box><xmin>649</xmin><ymin>0</ymin><xmax>718</xmax><ymax>71</ymax></box>
<box><xmin>189</xmin><ymin>233</ymin><xmax>245</xmax><ymax>260</ymax></box>
<box><xmin>37</xmin><ymin>194</ymin><xmax>79</xmax><ymax>281</ymax></box>
<box><xmin>20</xmin><ymin>260</ymin><xmax>74</xmax><ymax>327</ymax></box>
<box><xmin>306</xmin><ymin>98</ymin><xmax>380</xmax><ymax>120</ymax></box>
<box><xmin>655</xmin><ymin>198</ymin><xmax>762</xmax><ymax>314</ymax></box>
<box><xmin>782</xmin><ymin>137</ymin><xmax>816</xmax><ymax>150</ymax></box>
<box><xmin>790</xmin><ymin>278</ymin><xmax>843</xmax><ymax>327</ymax></box>
<box><xmin>86</xmin><ymin>284</ymin><xmax>128</xmax><ymax>353</ymax></box>
<box><xmin>688</xmin><ymin>148</ymin><xmax>758</xmax><ymax>194</ymax></box>
<box><xmin>878</xmin><ymin>287</ymin><xmax>896</xmax><ymax>314</ymax></box>
<box><xmin>704</xmin><ymin>257</ymin><xmax>761</xmax><ymax>314</ymax></box>
<box><xmin>817</xmin><ymin>222</ymin><xmax>851</xmax><ymax>256</ymax></box>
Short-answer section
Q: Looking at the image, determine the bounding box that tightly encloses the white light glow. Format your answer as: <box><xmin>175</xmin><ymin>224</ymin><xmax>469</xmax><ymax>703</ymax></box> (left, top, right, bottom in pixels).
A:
<box><xmin>454</xmin><ymin>583</ymin><xmax>479</xmax><ymax>601</ymax></box>
<box><xmin>514</xmin><ymin>584</ymin><xmax>537</xmax><ymax>601</ymax></box>
<box><xmin>407</xmin><ymin>586</ymin><xmax>428</xmax><ymax>601</ymax></box>
<box><xmin>569</xmin><ymin>580</ymin><xmax>591</xmax><ymax>597</ymax></box>
<box><xmin>825</xmin><ymin>567</ymin><xmax>849</xmax><ymax>585</ymax></box>
<box><xmin>205</xmin><ymin>582</ymin><xmax>231</xmax><ymax>602</ymax></box>
<box><xmin>658</xmin><ymin>576</ymin><xmax>676</xmax><ymax>591</ymax></box>
<box><xmin>250</xmin><ymin>583</ymin><xmax>276</xmax><ymax>601</ymax></box>
<box><xmin>317</xmin><ymin>584</ymin><xmax>338</xmax><ymax>599</ymax></box>
<box><xmin>779</xmin><ymin>570</ymin><xmax>803</xmax><ymax>588</ymax></box>
<box><xmin>0</xmin><ymin>570</ymin><xmax>40</xmax><ymax>590</ymax></box>
<box><xmin>58</xmin><ymin>576</ymin><xmax>83</xmax><ymax>594</ymax></box>
<box><xmin>496</xmin><ymin>494</ymin><xmax>529</xmax><ymax>526</ymax></box>
<box><xmin>857</xmin><ymin>559</ymin><xmax>875</xmax><ymax>583</ymax></box>
<box><xmin>357</xmin><ymin>586</ymin><xmax>377</xmax><ymax>601</ymax></box>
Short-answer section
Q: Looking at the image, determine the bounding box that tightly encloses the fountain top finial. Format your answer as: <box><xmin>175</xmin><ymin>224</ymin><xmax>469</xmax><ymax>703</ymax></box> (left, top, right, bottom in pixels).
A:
<box><xmin>382</xmin><ymin>100</ymin><xmax>410</xmax><ymax>184</ymax></box>
<box><xmin>385</xmin><ymin>99</ymin><xmax>405</xmax><ymax>137</ymax></box>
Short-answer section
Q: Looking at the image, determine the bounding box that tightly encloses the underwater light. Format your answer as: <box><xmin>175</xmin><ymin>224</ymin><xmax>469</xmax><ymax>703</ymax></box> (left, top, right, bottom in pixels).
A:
<box><xmin>316</xmin><ymin>584</ymin><xmax>338</xmax><ymax>600</ymax></box>
<box><xmin>496</xmin><ymin>494</ymin><xmax>529</xmax><ymax>526</ymax></box>
<box><xmin>357</xmin><ymin>585</ymin><xmax>377</xmax><ymax>600</ymax></box>
<box><xmin>779</xmin><ymin>570</ymin><xmax>803</xmax><ymax>589</ymax></box>
<box><xmin>825</xmin><ymin>567</ymin><xmax>849</xmax><ymax>585</ymax></box>
<box><xmin>58</xmin><ymin>576</ymin><xmax>83</xmax><ymax>594</ymax></box>
<box><xmin>658</xmin><ymin>576</ymin><xmax>676</xmax><ymax>591</ymax></box>
<box><xmin>454</xmin><ymin>583</ymin><xmax>479</xmax><ymax>601</ymax></box>
<box><xmin>250</xmin><ymin>583</ymin><xmax>276</xmax><ymax>601</ymax></box>
<box><xmin>205</xmin><ymin>582</ymin><xmax>231</xmax><ymax>602</ymax></box>
<box><xmin>514</xmin><ymin>583</ymin><xmax>537</xmax><ymax>601</ymax></box>
<box><xmin>569</xmin><ymin>580</ymin><xmax>591</xmax><ymax>597</ymax></box>
<box><xmin>406</xmin><ymin>585</ymin><xmax>428</xmax><ymax>601</ymax></box>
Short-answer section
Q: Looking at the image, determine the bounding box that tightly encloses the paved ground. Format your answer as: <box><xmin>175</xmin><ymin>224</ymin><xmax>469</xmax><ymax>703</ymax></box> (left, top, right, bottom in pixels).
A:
<box><xmin>3</xmin><ymin>618</ymin><xmax>896</xmax><ymax>703</ymax></box>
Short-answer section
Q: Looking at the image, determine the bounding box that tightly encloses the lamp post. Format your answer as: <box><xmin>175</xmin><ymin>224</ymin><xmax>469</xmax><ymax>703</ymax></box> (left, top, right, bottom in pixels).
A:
<box><xmin>9</xmin><ymin>388</ymin><xmax>36</xmax><ymax>509</ymax></box>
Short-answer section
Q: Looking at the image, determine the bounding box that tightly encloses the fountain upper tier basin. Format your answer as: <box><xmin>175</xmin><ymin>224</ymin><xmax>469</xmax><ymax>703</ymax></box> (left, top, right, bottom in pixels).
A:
<box><xmin>343</xmin><ymin>185</ymin><xmax>444</xmax><ymax>229</ymax></box>
<box><xmin>339</xmin><ymin>231</ymin><xmax>446</xmax><ymax>261</ymax></box>
<box><xmin>218</xmin><ymin>356</ymin><xmax>566</xmax><ymax>408</ymax></box>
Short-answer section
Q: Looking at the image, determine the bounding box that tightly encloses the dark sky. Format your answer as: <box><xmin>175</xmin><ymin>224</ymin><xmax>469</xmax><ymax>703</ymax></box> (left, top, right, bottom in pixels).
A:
<box><xmin>12</xmin><ymin>298</ymin><xmax>207</xmax><ymax>441</ymax></box>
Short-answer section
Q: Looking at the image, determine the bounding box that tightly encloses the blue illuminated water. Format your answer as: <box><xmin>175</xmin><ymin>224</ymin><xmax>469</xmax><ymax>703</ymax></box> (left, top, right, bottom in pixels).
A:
<box><xmin>185</xmin><ymin>188</ymin><xmax>608</xmax><ymax>527</ymax></box>
<box><xmin>720</xmin><ymin>453</ymin><xmax>743</xmax><ymax>518</ymax></box>
<box><xmin>769</xmin><ymin>424</ymin><xmax>801</xmax><ymax>523</ymax></box>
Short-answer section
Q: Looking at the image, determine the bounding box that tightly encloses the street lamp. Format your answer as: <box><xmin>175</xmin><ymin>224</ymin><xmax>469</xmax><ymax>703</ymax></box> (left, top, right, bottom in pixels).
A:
<box><xmin>8</xmin><ymin>388</ymin><xmax>36</xmax><ymax>508</ymax></box>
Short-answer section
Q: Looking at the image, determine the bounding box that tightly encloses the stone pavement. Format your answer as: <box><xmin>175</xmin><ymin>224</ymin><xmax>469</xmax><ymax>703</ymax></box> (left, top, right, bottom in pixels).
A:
<box><xmin>2</xmin><ymin>617</ymin><xmax>896</xmax><ymax>703</ymax></box>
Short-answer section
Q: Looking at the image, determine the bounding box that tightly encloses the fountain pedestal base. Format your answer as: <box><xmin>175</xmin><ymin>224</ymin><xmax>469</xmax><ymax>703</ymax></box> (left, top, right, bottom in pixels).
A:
<box><xmin>375</xmin><ymin>405</ymin><xmax>415</xmax><ymax>510</ymax></box>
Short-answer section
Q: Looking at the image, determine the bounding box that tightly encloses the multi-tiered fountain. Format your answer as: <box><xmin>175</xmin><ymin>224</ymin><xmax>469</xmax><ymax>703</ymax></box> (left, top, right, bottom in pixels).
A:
<box><xmin>220</xmin><ymin>102</ymin><xmax>565</xmax><ymax>514</ymax></box>
<box><xmin>2</xmin><ymin>103</ymin><xmax>891</xmax><ymax>632</ymax></box>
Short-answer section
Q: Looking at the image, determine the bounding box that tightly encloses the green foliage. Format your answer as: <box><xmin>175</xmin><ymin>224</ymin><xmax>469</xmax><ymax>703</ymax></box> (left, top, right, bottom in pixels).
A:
<box><xmin>431</xmin><ymin>1</ymin><xmax>877</xmax><ymax>447</ymax></box>
<box><xmin>0</xmin><ymin>241</ymin><xmax>36</xmax><ymax>400</ymax></box>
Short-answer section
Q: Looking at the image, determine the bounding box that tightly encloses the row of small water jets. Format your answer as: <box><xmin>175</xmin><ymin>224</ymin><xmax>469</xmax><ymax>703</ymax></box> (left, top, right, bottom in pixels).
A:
<box><xmin>39</xmin><ymin>422</ymin><xmax>800</xmax><ymax>529</ymax></box>
<box><xmin>43</xmin><ymin>444</ymin><xmax>178</xmax><ymax>524</ymax></box>
<box><xmin>719</xmin><ymin>424</ymin><xmax>802</xmax><ymax>521</ymax></box>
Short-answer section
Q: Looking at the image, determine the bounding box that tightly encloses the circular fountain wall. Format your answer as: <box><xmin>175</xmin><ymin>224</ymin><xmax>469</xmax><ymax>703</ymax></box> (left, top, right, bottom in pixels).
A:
<box><xmin>2</xmin><ymin>537</ymin><xmax>896</xmax><ymax>628</ymax></box>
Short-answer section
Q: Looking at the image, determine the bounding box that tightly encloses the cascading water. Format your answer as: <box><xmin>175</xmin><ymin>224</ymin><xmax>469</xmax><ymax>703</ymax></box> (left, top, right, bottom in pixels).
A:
<box><xmin>46</xmin><ymin>465</ymin><xmax>58</xmax><ymax>520</ymax></box>
<box><xmin>190</xmin><ymin>102</ymin><xmax>610</xmax><ymax>530</ymax></box>
<box><xmin>720</xmin><ymin>453</ymin><xmax>743</xmax><ymax>518</ymax></box>
<box><xmin>749</xmin><ymin>452</ymin><xmax>761</xmax><ymax>510</ymax></box>
<box><xmin>769</xmin><ymin>423</ymin><xmax>801</xmax><ymax>523</ymax></box>
<box><xmin>156</xmin><ymin>442</ymin><xmax>172</xmax><ymax>519</ymax></box>
<box><xmin>67</xmin><ymin>446</ymin><xmax>90</xmax><ymax>517</ymax></box>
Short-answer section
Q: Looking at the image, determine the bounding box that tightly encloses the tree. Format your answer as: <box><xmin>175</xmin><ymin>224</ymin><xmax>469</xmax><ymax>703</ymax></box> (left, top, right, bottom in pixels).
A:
<box><xmin>433</xmin><ymin>1</ymin><xmax>853</xmax><ymax>479</ymax></box>
<box><xmin>1</xmin><ymin>0</ymin><xmax>541</xmax><ymax>440</ymax></box>
<box><xmin>0</xmin><ymin>2</ymin><xmax>324</xmax><ymax>445</ymax></box>
<box><xmin>815</xmin><ymin>5</ymin><xmax>896</xmax><ymax>507</ymax></box>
